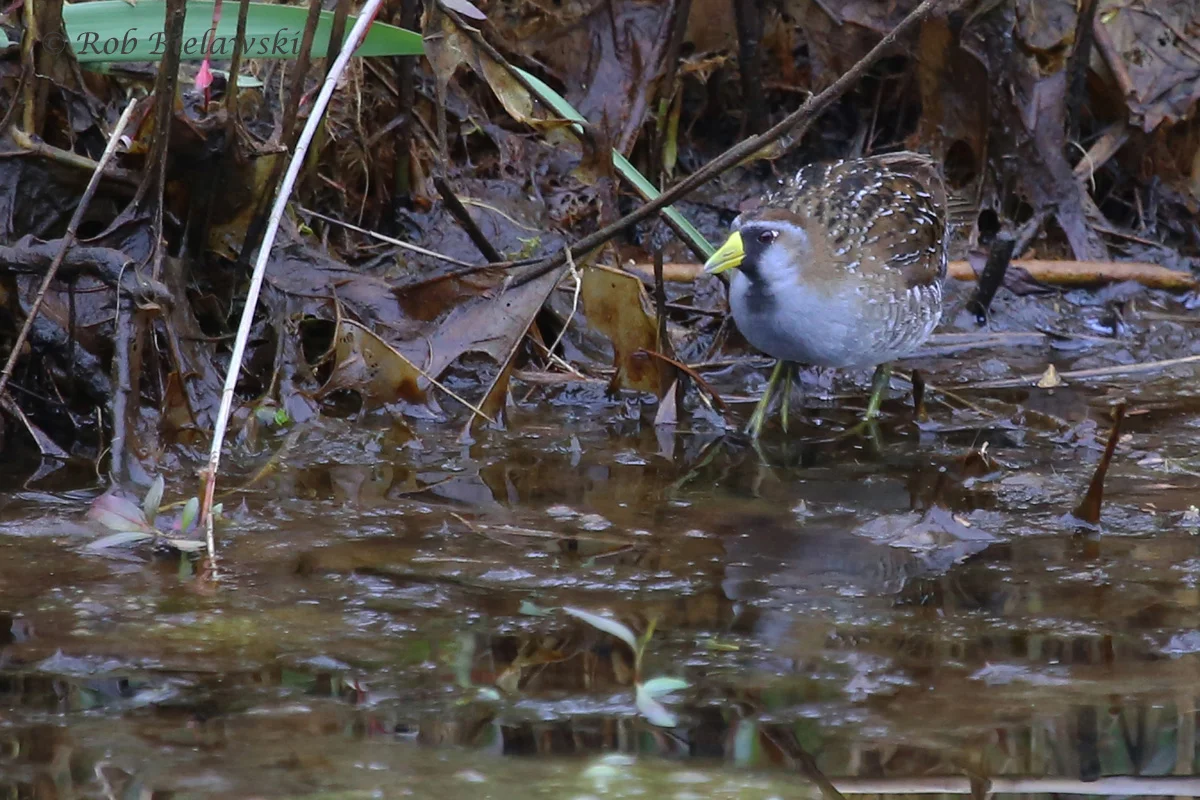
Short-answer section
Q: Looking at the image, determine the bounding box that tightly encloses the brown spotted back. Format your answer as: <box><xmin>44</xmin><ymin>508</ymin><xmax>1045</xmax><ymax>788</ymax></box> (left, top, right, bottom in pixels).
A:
<box><xmin>761</xmin><ymin>152</ymin><xmax>948</xmax><ymax>293</ymax></box>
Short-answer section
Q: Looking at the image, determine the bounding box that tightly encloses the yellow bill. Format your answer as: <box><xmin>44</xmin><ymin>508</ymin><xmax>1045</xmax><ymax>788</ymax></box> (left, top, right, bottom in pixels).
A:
<box><xmin>703</xmin><ymin>231</ymin><xmax>744</xmax><ymax>274</ymax></box>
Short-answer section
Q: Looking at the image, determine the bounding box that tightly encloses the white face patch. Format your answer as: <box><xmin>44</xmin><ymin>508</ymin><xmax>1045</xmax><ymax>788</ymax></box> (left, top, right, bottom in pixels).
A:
<box><xmin>738</xmin><ymin>220</ymin><xmax>810</xmax><ymax>287</ymax></box>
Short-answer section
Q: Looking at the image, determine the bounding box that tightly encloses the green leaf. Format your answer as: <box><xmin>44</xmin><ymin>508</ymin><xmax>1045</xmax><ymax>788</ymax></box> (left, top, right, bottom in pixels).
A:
<box><xmin>639</xmin><ymin>676</ymin><xmax>689</xmax><ymax>698</ymax></box>
<box><xmin>180</xmin><ymin>496</ymin><xmax>199</xmax><ymax>533</ymax></box>
<box><xmin>142</xmin><ymin>474</ymin><xmax>164</xmax><ymax>524</ymax></box>
<box><xmin>209</xmin><ymin>69</ymin><xmax>264</xmax><ymax>88</ymax></box>
<box><xmin>61</xmin><ymin>1</ymin><xmax>424</xmax><ymax>64</ymax></box>
<box><xmin>562</xmin><ymin>606</ymin><xmax>637</xmax><ymax>652</ymax></box>
<box><xmin>512</xmin><ymin>67</ymin><xmax>714</xmax><ymax>259</ymax></box>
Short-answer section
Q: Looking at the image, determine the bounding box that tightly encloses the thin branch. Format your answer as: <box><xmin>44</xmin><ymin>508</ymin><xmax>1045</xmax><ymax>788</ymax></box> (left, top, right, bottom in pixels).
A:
<box><xmin>965</xmin><ymin>233</ymin><xmax>1015</xmax><ymax>323</ymax></box>
<box><xmin>512</xmin><ymin>0</ymin><xmax>950</xmax><ymax>288</ymax></box>
<box><xmin>964</xmin><ymin>353</ymin><xmax>1200</xmax><ymax>390</ymax></box>
<box><xmin>0</xmin><ymin>97</ymin><xmax>140</xmax><ymax>401</ymax></box>
<box><xmin>297</xmin><ymin>206</ymin><xmax>476</xmax><ymax>268</ymax></box>
<box><xmin>434</xmin><ymin>176</ymin><xmax>504</xmax><ymax>262</ymax></box>
<box><xmin>199</xmin><ymin>0</ymin><xmax>389</xmax><ymax>569</ymax></box>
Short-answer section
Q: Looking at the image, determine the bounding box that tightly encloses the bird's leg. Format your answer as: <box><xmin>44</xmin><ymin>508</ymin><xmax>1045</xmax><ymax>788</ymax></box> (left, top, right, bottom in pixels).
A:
<box><xmin>836</xmin><ymin>363</ymin><xmax>893</xmax><ymax>441</ymax></box>
<box><xmin>779</xmin><ymin>361</ymin><xmax>796</xmax><ymax>433</ymax></box>
<box><xmin>864</xmin><ymin>363</ymin><xmax>892</xmax><ymax>420</ymax></box>
<box><xmin>746</xmin><ymin>359</ymin><xmax>786</xmax><ymax>439</ymax></box>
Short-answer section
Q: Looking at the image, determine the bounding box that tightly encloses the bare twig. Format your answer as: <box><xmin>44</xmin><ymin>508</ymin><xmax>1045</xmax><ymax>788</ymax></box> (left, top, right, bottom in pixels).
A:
<box><xmin>237</xmin><ymin>0</ymin><xmax>325</xmax><ymax>268</ymax></box>
<box><xmin>615</xmin><ymin>0</ymin><xmax>676</xmax><ymax>156</ymax></box>
<box><xmin>224</xmin><ymin>0</ymin><xmax>253</xmax><ymax>117</ymax></box>
<box><xmin>200</xmin><ymin>0</ymin><xmax>390</xmax><ymax>568</ymax></box>
<box><xmin>636</xmin><ymin>348</ymin><xmax>727</xmax><ymax>413</ymax></box>
<box><xmin>1065</xmin><ymin>0</ymin><xmax>1100</xmax><ymax>143</ymax></box>
<box><xmin>965</xmin><ymin>233</ymin><xmax>1015</xmax><ymax>323</ymax></box>
<box><xmin>1071</xmin><ymin>401</ymin><xmax>1126</xmax><ymax>526</ymax></box>
<box><xmin>284</xmin><ymin>0</ymin><xmax>325</xmax><ymax>142</ymax></box>
<box><xmin>964</xmin><ymin>354</ymin><xmax>1200</xmax><ymax>390</ymax></box>
<box><xmin>297</xmin><ymin>206</ymin><xmax>476</xmax><ymax>267</ymax></box>
<box><xmin>1092</xmin><ymin>16</ymin><xmax>1136</xmax><ymax>104</ymax></box>
<box><xmin>434</xmin><ymin>176</ymin><xmax>504</xmax><ymax>262</ymax></box>
<box><xmin>323</xmin><ymin>0</ymin><xmax>353</xmax><ymax>76</ymax></box>
<box><xmin>626</xmin><ymin>257</ymin><xmax>1197</xmax><ymax>291</ymax></box>
<box><xmin>391</xmin><ymin>0</ymin><xmax>421</xmax><ymax>214</ymax></box>
<box><xmin>4</xmin><ymin>127</ymin><xmax>141</xmax><ymax>185</ymax></box>
<box><xmin>648</xmin><ymin>0</ymin><xmax>692</xmax><ymax>179</ymax></box>
<box><xmin>0</xmin><ymin>98</ymin><xmax>140</xmax><ymax>402</ymax></box>
<box><xmin>512</xmin><ymin>0</ymin><xmax>949</xmax><ymax>288</ymax></box>
<box><xmin>732</xmin><ymin>0</ymin><xmax>766</xmax><ymax>135</ymax></box>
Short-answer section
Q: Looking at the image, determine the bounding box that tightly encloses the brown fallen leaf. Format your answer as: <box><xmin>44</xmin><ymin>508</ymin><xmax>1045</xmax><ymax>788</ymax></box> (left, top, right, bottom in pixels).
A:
<box><xmin>317</xmin><ymin>319</ymin><xmax>427</xmax><ymax>409</ymax></box>
<box><xmin>1098</xmin><ymin>1</ymin><xmax>1200</xmax><ymax>131</ymax></box>
<box><xmin>581</xmin><ymin>264</ymin><xmax>662</xmax><ymax>396</ymax></box>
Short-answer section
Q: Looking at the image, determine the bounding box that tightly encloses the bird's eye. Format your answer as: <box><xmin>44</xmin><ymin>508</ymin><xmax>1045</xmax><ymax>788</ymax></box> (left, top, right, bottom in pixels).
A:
<box><xmin>757</xmin><ymin>230</ymin><xmax>778</xmax><ymax>245</ymax></box>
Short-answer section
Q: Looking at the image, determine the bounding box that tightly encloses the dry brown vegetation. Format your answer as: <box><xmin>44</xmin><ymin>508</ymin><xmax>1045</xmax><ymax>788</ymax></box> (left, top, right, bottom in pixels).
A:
<box><xmin>1</xmin><ymin>0</ymin><xmax>1199</xmax><ymax>486</ymax></box>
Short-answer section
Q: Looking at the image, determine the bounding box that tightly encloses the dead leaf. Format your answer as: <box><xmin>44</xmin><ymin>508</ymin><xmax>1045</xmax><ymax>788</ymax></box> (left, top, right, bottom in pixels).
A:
<box><xmin>1037</xmin><ymin>364</ymin><xmax>1063</xmax><ymax>388</ymax></box>
<box><xmin>426</xmin><ymin>4</ymin><xmax>576</xmax><ymax>137</ymax></box>
<box><xmin>318</xmin><ymin>319</ymin><xmax>428</xmax><ymax>409</ymax></box>
<box><xmin>1099</xmin><ymin>0</ymin><xmax>1200</xmax><ymax>131</ymax></box>
<box><xmin>1015</xmin><ymin>0</ymin><xmax>1077</xmax><ymax>53</ymax></box>
<box><xmin>580</xmin><ymin>265</ymin><xmax>661</xmax><ymax>396</ymax></box>
<box><xmin>440</xmin><ymin>0</ymin><xmax>486</xmax><ymax>21</ymax></box>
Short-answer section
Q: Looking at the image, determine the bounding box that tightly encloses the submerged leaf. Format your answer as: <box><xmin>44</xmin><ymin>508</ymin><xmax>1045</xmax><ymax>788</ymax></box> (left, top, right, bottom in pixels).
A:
<box><xmin>164</xmin><ymin>538</ymin><xmax>208</xmax><ymax>553</ymax></box>
<box><xmin>89</xmin><ymin>493</ymin><xmax>153</xmax><ymax>533</ymax></box>
<box><xmin>519</xmin><ymin>599</ymin><xmax>556</xmax><ymax>617</ymax></box>
<box><xmin>86</xmin><ymin>531</ymin><xmax>155</xmax><ymax>551</ymax></box>
<box><xmin>142</xmin><ymin>474</ymin><xmax>165</xmax><ymax>524</ymax></box>
<box><xmin>562</xmin><ymin>607</ymin><xmax>638</xmax><ymax>652</ymax></box>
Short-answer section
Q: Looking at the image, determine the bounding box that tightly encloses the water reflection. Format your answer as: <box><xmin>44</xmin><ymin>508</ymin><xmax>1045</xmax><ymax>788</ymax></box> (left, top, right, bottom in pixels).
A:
<box><xmin>1</xmin><ymin>379</ymin><xmax>1199</xmax><ymax>796</ymax></box>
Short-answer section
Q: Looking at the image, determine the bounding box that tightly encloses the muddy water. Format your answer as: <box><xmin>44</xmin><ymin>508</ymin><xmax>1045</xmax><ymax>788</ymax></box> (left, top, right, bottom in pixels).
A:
<box><xmin>3</xmin><ymin>283</ymin><xmax>1200</xmax><ymax>798</ymax></box>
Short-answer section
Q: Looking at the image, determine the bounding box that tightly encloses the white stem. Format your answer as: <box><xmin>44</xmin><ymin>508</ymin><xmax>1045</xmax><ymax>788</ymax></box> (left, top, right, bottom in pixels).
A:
<box><xmin>200</xmin><ymin>0</ymin><xmax>388</xmax><ymax>564</ymax></box>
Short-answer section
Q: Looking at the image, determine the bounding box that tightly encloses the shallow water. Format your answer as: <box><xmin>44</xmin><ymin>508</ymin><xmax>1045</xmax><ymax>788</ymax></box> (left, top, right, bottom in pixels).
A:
<box><xmin>3</xmin><ymin>284</ymin><xmax>1200</xmax><ymax>799</ymax></box>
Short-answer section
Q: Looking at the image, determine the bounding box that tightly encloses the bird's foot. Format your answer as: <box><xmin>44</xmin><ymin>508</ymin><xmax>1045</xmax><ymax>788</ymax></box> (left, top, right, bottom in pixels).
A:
<box><xmin>833</xmin><ymin>364</ymin><xmax>892</xmax><ymax>443</ymax></box>
<box><xmin>743</xmin><ymin>361</ymin><xmax>800</xmax><ymax>439</ymax></box>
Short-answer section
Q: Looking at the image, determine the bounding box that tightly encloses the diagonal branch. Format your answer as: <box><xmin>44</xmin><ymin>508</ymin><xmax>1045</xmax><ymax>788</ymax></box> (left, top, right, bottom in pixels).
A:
<box><xmin>511</xmin><ymin>0</ymin><xmax>951</xmax><ymax>288</ymax></box>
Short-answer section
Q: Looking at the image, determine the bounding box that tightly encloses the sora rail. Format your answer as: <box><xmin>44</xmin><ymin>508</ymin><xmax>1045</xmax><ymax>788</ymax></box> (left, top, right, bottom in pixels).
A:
<box><xmin>704</xmin><ymin>152</ymin><xmax>948</xmax><ymax>438</ymax></box>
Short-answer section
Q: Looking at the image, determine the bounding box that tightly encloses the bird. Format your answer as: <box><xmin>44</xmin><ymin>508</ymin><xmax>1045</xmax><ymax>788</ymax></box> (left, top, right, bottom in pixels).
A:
<box><xmin>703</xmin><ymin>151</ymin><xmax>948</xmax><ymax>438</ymax></box>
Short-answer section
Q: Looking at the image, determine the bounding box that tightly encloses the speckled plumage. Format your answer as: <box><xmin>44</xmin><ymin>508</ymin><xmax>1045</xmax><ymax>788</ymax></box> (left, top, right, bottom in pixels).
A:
<box><xmin>726</xmin><ymin>152</ymin><xmax>948</xmax><ymax>369</ymax></box>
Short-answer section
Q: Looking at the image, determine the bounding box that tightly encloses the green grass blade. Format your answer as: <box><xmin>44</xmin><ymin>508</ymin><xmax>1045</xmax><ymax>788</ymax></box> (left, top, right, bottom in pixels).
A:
<box><xmin>514</xmin><ymin>67</ymin><xmax>714</xmax><ymax>258</ymax></box>
<box><xmin>61</xmin><ymin>0</ymin><xmax>423</xmax><ymax>63</ymax></box>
